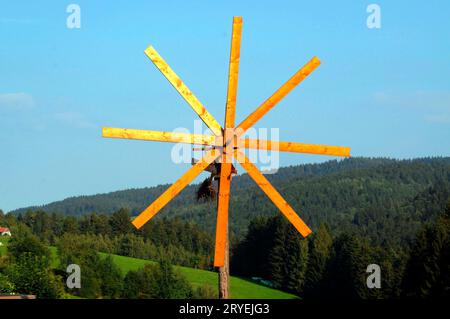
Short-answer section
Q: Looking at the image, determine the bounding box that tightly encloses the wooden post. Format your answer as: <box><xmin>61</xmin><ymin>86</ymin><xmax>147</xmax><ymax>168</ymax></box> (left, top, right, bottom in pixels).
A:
<box><xmin>215</xmin><ymin>16</ymin><xmax>242</xmax><ymax>299</ymax></box>
<box><xmin>216</xmin><ymin>175</ymin><xmax>230</xmax><ymax>299</ymax></box>
<box><xmin>218</xmin><ymin>235</ymin><xmax>230</xmax><ymax>299</ymax></box>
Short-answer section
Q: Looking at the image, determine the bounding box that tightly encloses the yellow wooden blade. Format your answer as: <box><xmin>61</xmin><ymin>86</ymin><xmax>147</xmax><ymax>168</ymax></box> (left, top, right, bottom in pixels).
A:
<box><xmin>236</xmin><ymin>56</ymin><xmax>320</xmax><ymax>135</ymax></box>
<box><xmin>224</xmin><ymin>16</ymin><xmax>241</xmax><ymax>132</ymax></box>
<box><xmin>234</xmin><ymin>150</ymin><xmax>312</xmax><ymax>237</ymax></box>
<box><xmin>242</xmin><ymin>138</ymin><xmax>351</xmax><ymax>157</ymax></box>
<box><xmin>132</xmin><ymin>149</ymin><xmax>220</xmax><ymax>229</ymax></box>
<box><xmin>214</xmin><ymin>16</ymin><xmax>242</xmax><ymax>267</ymax></box>
<box><xmin>144</xmin><ymin>46</ymin><xmax>223</xmax><ymax>137</ymax></box>
<box><xmin>102</xmin><ymin>127</ymin><xmax>220</xmax><ymax>146</ymax></box>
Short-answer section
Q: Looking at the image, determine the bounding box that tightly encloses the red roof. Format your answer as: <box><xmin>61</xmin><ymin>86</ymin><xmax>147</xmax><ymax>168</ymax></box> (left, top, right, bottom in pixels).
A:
<box><xmin>0</xmin><ymin>227</ymin><xmax>10</xmax><ymax>233</ymax></box>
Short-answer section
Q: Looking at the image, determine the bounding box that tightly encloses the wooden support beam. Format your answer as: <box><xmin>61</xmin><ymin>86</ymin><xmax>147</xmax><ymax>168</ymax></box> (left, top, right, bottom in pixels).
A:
<box><xmin>215</xmin><ymin>162</ymin><xmax>232</xmax><ymax>267</ymax></box>
<box><xmin>132</xmin><ymin>149</ymin><xmax>221</xmax><ymax>229</ymax></box>
<box><xmin>144</xmin><ymin>46</ymin><xmax>223</xmax><ymax>137</ymax></box>
<box><xmin>102</xmin><ymin>127</ymin><xmax>220</xmax><ymax>146</ymax></box>
<box><xmin>234</xmin><ymin>150</ymin><xmax>312</xmax><ymax>237</ymax></box>
<box><xmin>224</xmin><ymin>16</ymin><xmax>241</xmax><ymax>133</ymax></box>
<box><xmin>236</xmin><ymin>56</ymin><xmax>320</xmax><ymax>135</ymax></box>
<box><xmin>214</xmin><ymin>17</ymin><xmax>242</xmax><ymax>272</ymax></box>
<box><xmin>242</xmin><ymin>138</ymin><xmax>351</xmax><ymax>157</ymax></box>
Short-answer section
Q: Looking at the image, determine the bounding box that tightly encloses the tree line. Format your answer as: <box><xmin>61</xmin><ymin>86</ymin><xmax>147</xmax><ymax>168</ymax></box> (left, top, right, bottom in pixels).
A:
<box><xmin>9</xmin><ymin>157</ymin><xmax>450</xmax><ymax>247</ymax></box>
<box><xmin>3</xmin><ymin>208</ymin><xmax>214</xmax><ymax>270</ymax></box>
<box><xmin>0</xmin><ymin>221</ymin><xmax>216</xmax><ymax>298</ymax></box>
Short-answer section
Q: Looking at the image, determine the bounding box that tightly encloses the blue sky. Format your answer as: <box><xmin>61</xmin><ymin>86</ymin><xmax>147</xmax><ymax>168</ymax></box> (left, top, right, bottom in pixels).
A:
<box><xmin>1</xmin><ymin>0</ymin><xmax>449</xmax><ymax>212</ymax></box>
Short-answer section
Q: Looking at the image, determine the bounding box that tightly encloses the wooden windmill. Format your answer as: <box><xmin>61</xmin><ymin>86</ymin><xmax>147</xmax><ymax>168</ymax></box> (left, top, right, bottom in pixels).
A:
<box><xmin>102</xmin><ymin>16</ymin><xmax>350</xmax><ymax>298</ymax></box>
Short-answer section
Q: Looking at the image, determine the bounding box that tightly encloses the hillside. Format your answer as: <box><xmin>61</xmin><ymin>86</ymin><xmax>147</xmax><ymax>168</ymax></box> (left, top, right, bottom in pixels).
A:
<box><xmin>9</xmin><ymin>157</ymin><xmax>389</xmax><ymax>217</ymax></box>
<box><xmin>43</xmin><ymin>247</ymin><xmax>297</xmax><ymax>299</ymax></box>
<box><xmin>9</xmin><ymin>157</ymin><xmax>450</xmax><ymax>245</ymax></box>
<box><xmin>99</xmin><ymin>253</ymin><xmax>297</xmax><ymax>299</ymax></box>
<box><xmin>0</xmin><ymin>241</ymin><xmax>296</xmax><ymax>298</ymax></box>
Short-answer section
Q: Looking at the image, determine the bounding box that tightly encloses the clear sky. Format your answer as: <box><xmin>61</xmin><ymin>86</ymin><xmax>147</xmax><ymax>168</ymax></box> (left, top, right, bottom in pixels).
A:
<box><xmin>1</xmin><ymin>0</ymin><xmax>449</xmax><ymax>212</ymax></box>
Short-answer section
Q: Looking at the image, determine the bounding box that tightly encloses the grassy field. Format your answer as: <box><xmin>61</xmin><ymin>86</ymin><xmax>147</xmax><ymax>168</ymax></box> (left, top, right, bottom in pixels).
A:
<box><xmin>49</xmin><ymin>247</ymin><xmax>296</xmax><ymax>299</ymax></box>
<box><xmin>99</xmin><ymin>253</ymin><xmax>297</xmax><ymax>299</ymax></box>
<box><xmin>5</xmin><ymin>244</ymin><xmax>297</xmax><ymax>299</ymax></box>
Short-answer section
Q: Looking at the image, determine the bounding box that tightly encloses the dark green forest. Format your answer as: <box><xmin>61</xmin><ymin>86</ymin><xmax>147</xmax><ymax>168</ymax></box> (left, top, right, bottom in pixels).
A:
<box><xmin>1</xmin><ymin>157</ymin><xmax>450</xmax><ymax>298</ymax></box>
<box><xmin>10</xmin><ymin>157</ymin><xmax>450</xmax><ymax>244</ymax></box>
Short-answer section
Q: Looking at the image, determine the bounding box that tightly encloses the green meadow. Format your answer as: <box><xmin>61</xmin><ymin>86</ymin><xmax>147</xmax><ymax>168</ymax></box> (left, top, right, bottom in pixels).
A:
<box><xmin>46</xmin><ymin>246</ymin><xmax>296</xmax><ymax>299</ymax></box>
<box><xmin>98</xmin><ymin>253</ymin><xmax>297</xmax><ymax>299</ymax></box>
<box><xmin>2</xmin><ymin>241</ymin><xmax>296</xmax><ymax>298</ymax></box>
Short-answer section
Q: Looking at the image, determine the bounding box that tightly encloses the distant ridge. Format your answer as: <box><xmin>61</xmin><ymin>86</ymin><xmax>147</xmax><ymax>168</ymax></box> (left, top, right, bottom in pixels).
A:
<box><xmin>9</xmin><ymin>157</ymin><xmax>392</xmax><ymax>216</ymax></box>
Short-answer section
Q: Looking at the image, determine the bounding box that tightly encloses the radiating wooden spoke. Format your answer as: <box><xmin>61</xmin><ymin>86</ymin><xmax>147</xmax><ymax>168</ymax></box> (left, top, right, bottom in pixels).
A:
<box><xmin>224</xmin><ymin>16</ymin><xmax>241</xmax><ymax>132</ymax></box>
<box><xmin>214</xmin><ymin>16</ymin><xmax>242</xmax><ymax>267</ymax></box>
<box><xmin>234</xmin><ymin>150</ymin><xmax>312</xmax><ymax>237</ymax></box>
<box><xmin>242</xmin><ymin>138</ymin><xmax>350</xmax><ymax>157</ymax></box>
<box><xmin>102</xmin><ymin>127</ymin><xmax>221</xmax><ymax>146</ymax></box>
<box><xmin>132</xmin><ymin>149</ymin><xmax>221</xmax><ymax>229</ymax></box>
<box><xmin>236</xmin><ymin>56</ymin><xmax>320</xmax><ymax>135</ymax></box>
<box><xmin>144</xmin><ymin>46</ymin><xmax>223</xmax><ymax>137</ymax></box>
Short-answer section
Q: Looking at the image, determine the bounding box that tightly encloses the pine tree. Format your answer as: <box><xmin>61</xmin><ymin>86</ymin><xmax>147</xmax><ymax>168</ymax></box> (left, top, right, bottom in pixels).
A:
<box><xmin>110</xmin><ymin>208</ymin><xmax>132</xmax><ymax>236</ymax></box>
<box><xmin>269</xmin><ymin>217</ymin><xmax>309</xmax><ymax>294</ymax></box>
<box><xmin>285</xmin><ymin>233</ymin><xmax>308</xmax><ymax>294</ymax></box>
<box><xmin>269</xmin><ymin>217</ymin><xmax>290</xmax><ymax>289</ymax></box>
<box><xmin>304</xmin><ymin>223</ymin><xmax>333</xmax><ymax>298</ymax></box>
<box><xmin>402</xmin><ymin>202</ymin><xmax>450</xmax><ymax>298</ymax></box>
<box><xmin>230</xmin><ymin>216</ymin><xmax>277</xmax><ymax>278</ymax></box>
<box><xmin>322</xmin><ymin>234</ymin><xmax>372</xmax><ymax>299</ymax></box>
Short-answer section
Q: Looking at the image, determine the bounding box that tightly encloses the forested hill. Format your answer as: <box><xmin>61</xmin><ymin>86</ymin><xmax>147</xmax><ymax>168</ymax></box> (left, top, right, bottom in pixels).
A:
<box><xmin>9</xmin><ymin>157</ymin><xmax>450</xmax><ymax>245</ymax></box>
<box><xmin>10</xmin><ymin>157</ymin><xmax>394</xmax><ymax>218</ymax></box>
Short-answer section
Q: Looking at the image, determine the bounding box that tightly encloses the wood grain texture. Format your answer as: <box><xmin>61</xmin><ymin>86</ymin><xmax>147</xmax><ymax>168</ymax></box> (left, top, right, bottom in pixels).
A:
<box><xmin>224</xmin><ymin>16</ymin><xmax>241</xmax><ymax>131</ymax></box>
<box><xmin>214</xmin><ymin>162</ymin><xmax>232</xmax><ymax>267</ymax></box>
<box><xmin>132</xmin><ymin>150</ymin><xmax>220</xmax><ymax>229</ymax></box>
<box><xmin>102</xmin><ymin>127</ymin><xmax>219</xmax><ymax>146</ymax></box>
<box><xmin>214</xmin><ymin>16</ymin><xmax>242</xmax><ymax>268</ymax></box>
<box><xmin>243</xmin><ymin>138</ymin><xmax>350</xmax><ymax>157</ymax></box>
<box><xmin>236</xmin><ymin>56</ymin><xmax>320</xmax><ymax>135</ymax></box>
<box><xmin>234</xmin><ymin>150</ymin><xmax>312</xmax><ymax>237</ymax></box>
<box><xmin>144</xmin><ymin>46</ymin><xmax>223</xmax><ymax>137</ymax></box>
